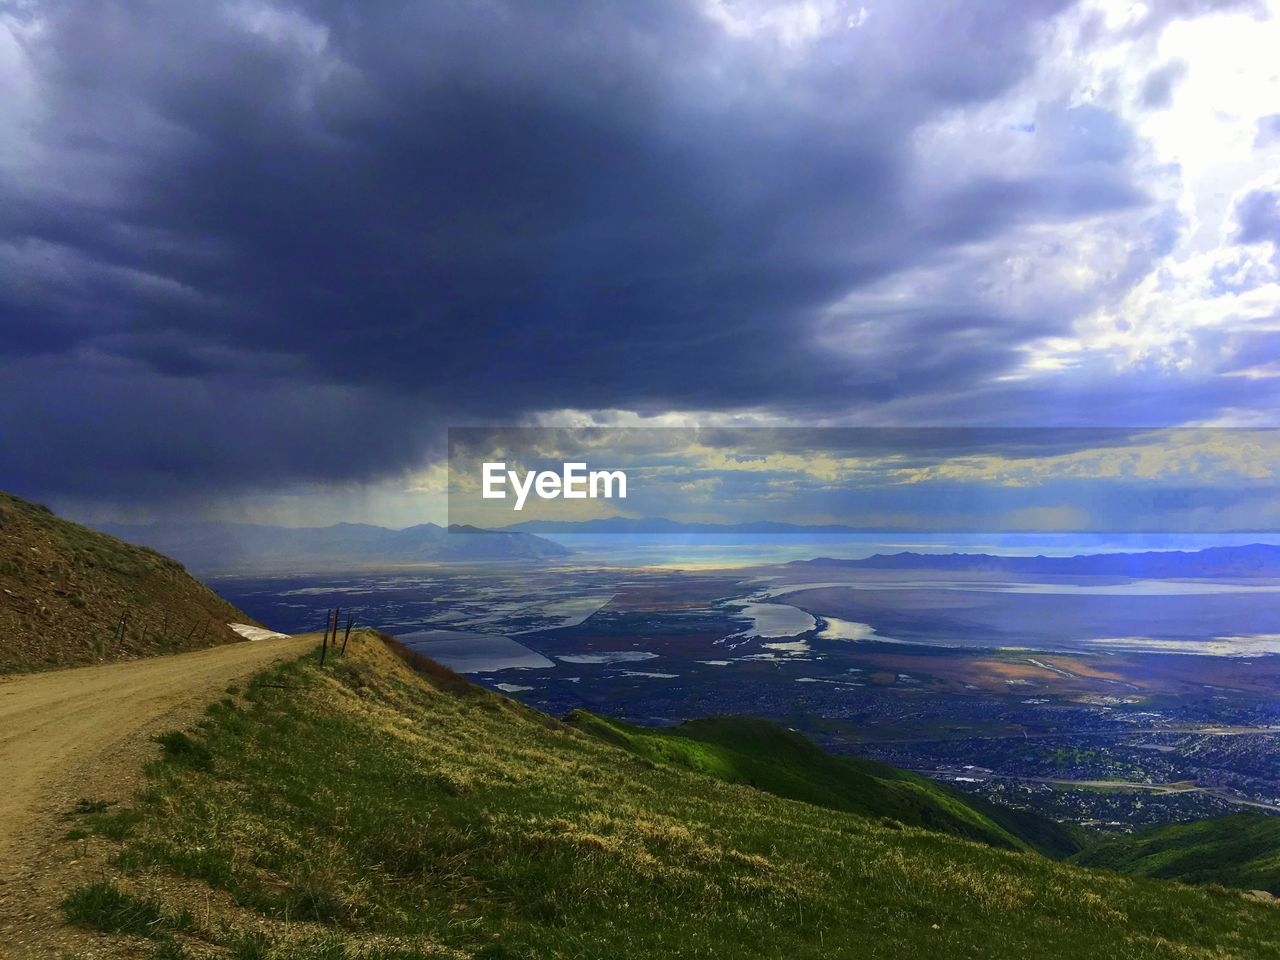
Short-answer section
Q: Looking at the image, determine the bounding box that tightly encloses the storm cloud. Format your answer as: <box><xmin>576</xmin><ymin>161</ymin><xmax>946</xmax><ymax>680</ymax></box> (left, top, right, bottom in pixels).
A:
<box><xmin>1</xmin><ymin>1</ymin><xmax>1277</xmax><ymax>515</ymax></box>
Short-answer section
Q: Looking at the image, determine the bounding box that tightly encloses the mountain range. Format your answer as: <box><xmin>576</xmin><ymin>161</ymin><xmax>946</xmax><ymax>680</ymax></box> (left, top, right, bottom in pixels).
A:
<box><xmin>94</xmin><ymin>520</ymin><xmax>571</xmax><ymax>574</ymax></box>
<box><xmin>505</xmin><ymin>517</ymin><xmax>876</xmax><ymax>534</ymax></box>
<box><xmin>789</xmin><ymin>543</ymin><xmax>1280</xmax><ymax>577</ymax></box>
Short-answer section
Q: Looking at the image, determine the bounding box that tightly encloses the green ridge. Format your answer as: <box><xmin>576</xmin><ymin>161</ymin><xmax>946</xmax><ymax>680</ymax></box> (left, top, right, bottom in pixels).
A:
<box><xmin>567</xmin><ymin>710</ymin><xmax>1083</xmax><ymax>857</ymax></box>
<box><xmin>1074</xmin><ymin>812</ymin><xmax>1280</xmax><ymax>894</ymax></box>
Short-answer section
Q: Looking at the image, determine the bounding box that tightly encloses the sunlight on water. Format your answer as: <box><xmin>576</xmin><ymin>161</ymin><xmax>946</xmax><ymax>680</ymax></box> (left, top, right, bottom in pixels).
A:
<box><xmin>727</xmin><ymin>601</ymin><xmax>816</xmax><ymax>639</ymax></box>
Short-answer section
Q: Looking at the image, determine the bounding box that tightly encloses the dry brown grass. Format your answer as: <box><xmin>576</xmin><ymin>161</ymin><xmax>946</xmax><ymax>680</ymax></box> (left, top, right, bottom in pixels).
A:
<box><xmin>0</xmin><ymin>491</ymin><xmax>254</xmax><ymax>672</ymax></box>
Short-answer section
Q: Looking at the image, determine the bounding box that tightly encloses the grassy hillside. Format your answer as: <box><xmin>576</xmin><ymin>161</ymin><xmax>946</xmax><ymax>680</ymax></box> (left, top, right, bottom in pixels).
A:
<box><xmin>61</xmin><ymin>631</ymin><xmax>1280</xmax><ymax>959</ymax></box>
<box><xmin>961</xmin><ymin>792</ymin><xmax>1087</xmax><ymax>861</ymax></box>
<box><xmin>567</xmin><ymin>711</ymin><xmax>1082</xmax><ymax>857</ymax></box>
<box><xmin>0</xmin><ymin>491</ymin><xmax>255</xmax><ymax>672</ymax></box>
<box><xmin>1075</xmin><ymin>813</ymin><xmax>1280</xmax><ymax>894</ymax></box>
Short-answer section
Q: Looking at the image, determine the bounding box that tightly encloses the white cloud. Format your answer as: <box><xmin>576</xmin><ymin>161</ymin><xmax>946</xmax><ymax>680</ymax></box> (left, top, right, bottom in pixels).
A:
<box><xmin>1016</xmin><ymin>2</ymin><xmax>1280</xmax><ymax>382</ymax></box>
<box><xmin>699</xmin><ymin>0</ymin><xmax>854</xmax><ymax>49</ymax></box>
<box><xmin>813</xmin><ymin>0</ymin><xmax>1280</xmax><ymax>420</ymax></box>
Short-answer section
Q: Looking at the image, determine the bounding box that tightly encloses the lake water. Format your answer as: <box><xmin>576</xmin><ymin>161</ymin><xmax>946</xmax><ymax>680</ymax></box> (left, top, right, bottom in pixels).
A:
<box><xmin>727</xmin><ymin>601</ymin><xmax>817</xmax><ymax>639</ymax></box>
<box><xmin>396</xmin><ymin>629</ymin><xmax>554</xmax><ymax>673</ymax></box>
<box><xmin>775</xmin><ymin>581</ymin><xmax>1280</xmax><ymax>656</ymax></box>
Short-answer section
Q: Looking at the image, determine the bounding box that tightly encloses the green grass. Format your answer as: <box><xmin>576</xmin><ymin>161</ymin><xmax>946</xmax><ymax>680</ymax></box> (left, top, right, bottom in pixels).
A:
<box><xmin>61</xmin><ymin>880</ymin><xmax>191</xmax><ymax>938</ymax></box>
<box><xmin>67</xmin><ymin>632</ymin><xmax>1280</xmax><ymax>958</ymax></box>
<box><xmin>1074</xmin><ymin>812</ymin><xmax>1280</xmax><ymax>894</ymax></box>
<box><xmin>960</xmin><ymin>793</ymin><xmax>1086</xmax><ymax>860</ymax></box>
<box><xmin>155</xmin><ymin>729</ymin><xmax>216</xmax><ymax>771</ymax></box>
<box><xmin>567</xmin><ymin>710</ymin><xmax>1083</xmax><ymax>857</ymax></box>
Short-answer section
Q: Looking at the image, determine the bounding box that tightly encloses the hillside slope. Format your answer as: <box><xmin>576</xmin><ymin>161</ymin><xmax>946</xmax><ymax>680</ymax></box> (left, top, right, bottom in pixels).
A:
<box><xmin>1075</xmin><ymin>813</ymin><xmax>1280</xmax><ymax>895</ymax></box>
<box><xmin>59</xmin><ymin>632</ymin><xmax>1280</xmax><ymax>959</ymax></box>
<box><xmin>0</xmin><ymin>492</ymin><xmax>254</xmax><ymax>672</ymax></box>
<box><xmin>567</xmin><ymin>711</ymin><xmax>1082</xmax><ymax>858</ymax></box>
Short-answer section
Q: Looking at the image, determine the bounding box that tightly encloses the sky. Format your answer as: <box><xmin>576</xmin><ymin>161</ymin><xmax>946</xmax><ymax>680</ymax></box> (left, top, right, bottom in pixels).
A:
<box><xmin>2</xmin><ymin>0</ymin><xmax>1279</xmax><ymax>527</ymax></box>
<box><xmin>447</xmin><ymin>426</ymin><xmax>1280</xmax><ymax>532</ymax></box>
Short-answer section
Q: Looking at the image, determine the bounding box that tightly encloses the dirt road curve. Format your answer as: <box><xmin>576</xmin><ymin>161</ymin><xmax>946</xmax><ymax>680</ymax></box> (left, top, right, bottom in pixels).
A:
<box><xmin>0</xmin><ymin>634</ymin><xmax>312</xmax><ymax>956</ymax></box>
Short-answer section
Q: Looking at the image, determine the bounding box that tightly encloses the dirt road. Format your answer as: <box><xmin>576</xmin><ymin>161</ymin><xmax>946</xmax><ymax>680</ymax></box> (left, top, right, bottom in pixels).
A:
<box><xmin>0</xmin><ymin>634</ymin><xmax>313</xmax><ymax>956</ymax></box>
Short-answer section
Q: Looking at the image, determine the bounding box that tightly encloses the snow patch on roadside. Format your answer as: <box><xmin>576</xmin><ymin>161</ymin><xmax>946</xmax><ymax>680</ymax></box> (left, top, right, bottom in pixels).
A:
<box><xmin>229</xmin><ymin>623</ymin><xmax>290</xmax><ymax>642</ymax></box>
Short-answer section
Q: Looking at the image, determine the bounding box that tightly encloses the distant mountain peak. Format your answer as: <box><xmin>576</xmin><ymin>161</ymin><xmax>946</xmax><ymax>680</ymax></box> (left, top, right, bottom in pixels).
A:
<box><xmin>789</xmin><ymin>543</ymin><xmax>1280</xmax><ymax>577</ymax></box>
<box><xmin>92</xmin><ymin>518</ymin><xmax>571</xmax><ymax>574</ymax></box>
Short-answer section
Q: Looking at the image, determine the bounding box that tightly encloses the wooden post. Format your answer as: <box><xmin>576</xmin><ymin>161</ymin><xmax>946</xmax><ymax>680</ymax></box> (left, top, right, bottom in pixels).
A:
<box><xmin>320</xmin><ymin>608</ymin><xmax>331</xmax><ymax>666</ymax></box>
<box><xmin>341</xmin><ymin>615</ymin><xmax>354</xmax><ymax>655</ymax></box>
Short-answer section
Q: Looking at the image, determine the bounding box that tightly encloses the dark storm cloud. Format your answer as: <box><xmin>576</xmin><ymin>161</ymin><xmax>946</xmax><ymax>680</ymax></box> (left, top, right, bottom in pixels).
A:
<box><xmin>0</xmin><ymin>352</ymin><xmax>449</xmax><ymax>501</ymax></box>
<box><xmin>0</xmin><ymin>0</ymin><xmax>1185</xmax><ymax>505</ymax></box>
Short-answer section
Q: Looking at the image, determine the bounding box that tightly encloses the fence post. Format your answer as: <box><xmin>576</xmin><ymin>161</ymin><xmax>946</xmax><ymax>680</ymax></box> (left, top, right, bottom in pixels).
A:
<box><xmin>341</xmin><ymin>615</ymin><xmax>354</xmax><ymax>655</ymax></box>
<box><xmin>322</xmin><ymin>607</ymin><xmax>339</xmax><ymax>667</ymax></box>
